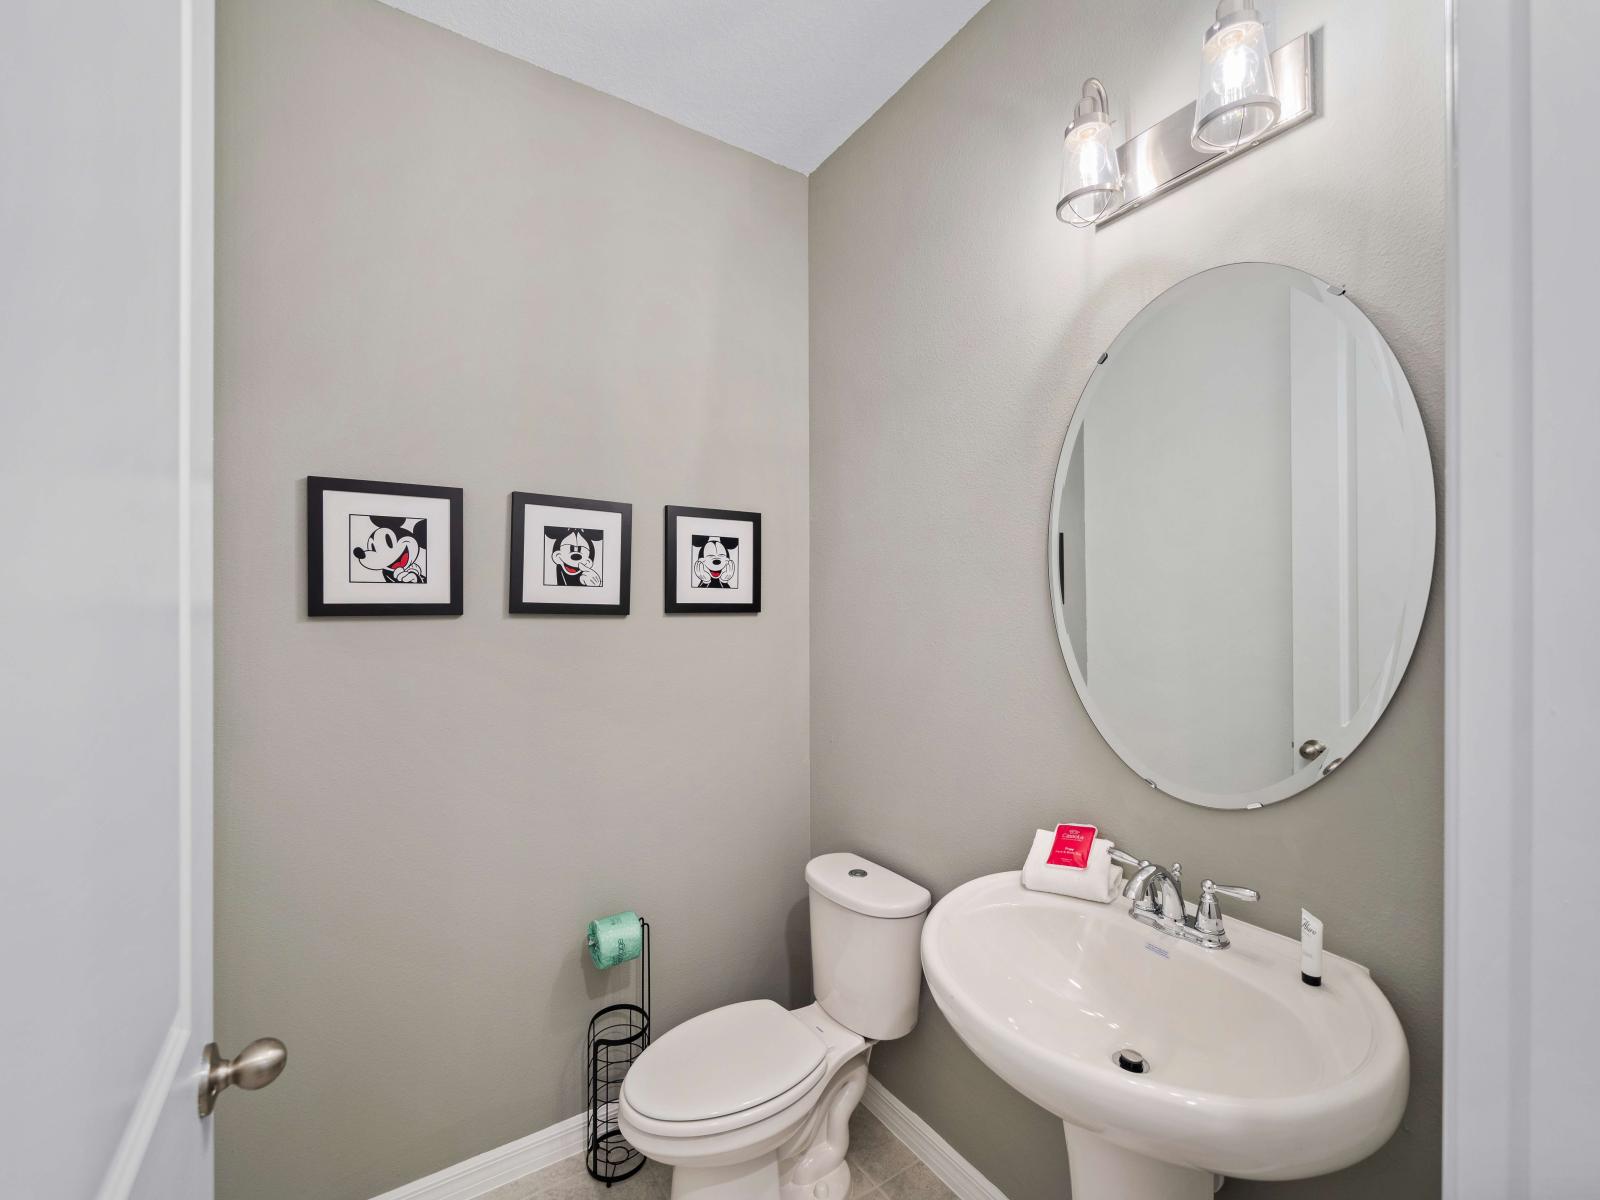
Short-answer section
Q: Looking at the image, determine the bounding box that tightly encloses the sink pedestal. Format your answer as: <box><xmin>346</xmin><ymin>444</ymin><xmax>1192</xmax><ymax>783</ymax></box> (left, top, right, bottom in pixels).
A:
<box><xmin>1063</xmin><ymin>1125</ymin><xmax>1216</xmax><ymax>1200</ymax></box>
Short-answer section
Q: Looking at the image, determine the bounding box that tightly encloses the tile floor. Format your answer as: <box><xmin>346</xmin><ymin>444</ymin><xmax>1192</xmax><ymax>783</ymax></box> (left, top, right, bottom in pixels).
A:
<box><xmin>482</xmin><ymin>1109</ymin><xmax>954</xmax><ymax>1200</ymax></box>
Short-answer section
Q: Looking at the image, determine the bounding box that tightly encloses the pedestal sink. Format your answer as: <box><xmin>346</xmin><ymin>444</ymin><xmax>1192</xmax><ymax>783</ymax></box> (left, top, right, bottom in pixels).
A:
<box><xmin>920</xmin><ymin>873</ymin><xmax>1408</xmax><ymax>1200</ymax></box>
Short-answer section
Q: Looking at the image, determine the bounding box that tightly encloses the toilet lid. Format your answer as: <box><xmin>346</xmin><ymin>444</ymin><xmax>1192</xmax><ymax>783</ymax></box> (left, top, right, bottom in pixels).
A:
<box><xmin>623</xmin><ymin>999</ymin><xmax>826</xmax><ymax>1123</ymax></box>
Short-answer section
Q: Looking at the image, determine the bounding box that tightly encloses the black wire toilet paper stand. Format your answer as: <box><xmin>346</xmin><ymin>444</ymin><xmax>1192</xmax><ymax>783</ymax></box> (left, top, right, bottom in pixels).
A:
<box><xmin>585</xmin><ymin>919</ymin><xmax>651</xmax><ymax>1185</ymax></box>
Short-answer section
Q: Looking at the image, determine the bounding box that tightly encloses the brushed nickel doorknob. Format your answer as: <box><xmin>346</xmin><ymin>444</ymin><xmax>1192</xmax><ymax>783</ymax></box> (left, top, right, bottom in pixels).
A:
<box><xmin>1298</xmin><ymin>739</ymin><xmax>1327</xmax><ymax>761</ymax></box>
<box><xmin>198</xmin><ymin>1038</ymin><xmax>286</xmax><ymax>1117</ymax></box>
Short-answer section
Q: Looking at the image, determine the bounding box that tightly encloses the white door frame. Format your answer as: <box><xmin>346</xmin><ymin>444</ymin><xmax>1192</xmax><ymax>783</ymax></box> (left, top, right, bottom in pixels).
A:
<box><xmin>1444</xmin><ymin>2</ymin><xmax>1600</xmax><ymax>1195</ymax></box>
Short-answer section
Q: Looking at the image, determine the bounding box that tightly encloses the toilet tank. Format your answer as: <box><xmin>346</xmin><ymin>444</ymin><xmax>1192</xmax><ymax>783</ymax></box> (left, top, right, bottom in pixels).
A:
<box><xmin>806</xmin><ymin>853</ymin><xmax>932</xmax><ymax>1040</ymax></box>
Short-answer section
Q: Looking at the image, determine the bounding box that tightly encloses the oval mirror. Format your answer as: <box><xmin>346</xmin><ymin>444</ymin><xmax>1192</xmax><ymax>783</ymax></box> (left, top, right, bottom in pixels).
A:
<box><xmin>1049</xmin><ymin>263</ymin><xmax>1435</xmax><ymax>809</ymax></box>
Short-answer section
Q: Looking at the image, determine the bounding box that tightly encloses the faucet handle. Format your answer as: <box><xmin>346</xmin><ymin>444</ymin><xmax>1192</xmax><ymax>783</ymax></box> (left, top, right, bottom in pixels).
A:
<box><xmin>1193</xmin><ymin>879</ymin><xmax>1258</xmax><ymax>944</ymax></box>
<box><xmin>1201</xmin><ymin>880</ymin><xmax>1258</xmax><ymax>903</ymax></box>
<box><xmin>1108</xmin><ymin>848</ymin><xmax>1144</xmax><ymax>871</ymax></box>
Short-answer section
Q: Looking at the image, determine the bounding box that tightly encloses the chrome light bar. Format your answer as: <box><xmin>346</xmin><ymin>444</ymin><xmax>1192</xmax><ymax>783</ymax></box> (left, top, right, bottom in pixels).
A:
<box><xmin>1095</xmin><ymin>30</ymin><xmax>1319</xmax><ymax>229</ymax></box>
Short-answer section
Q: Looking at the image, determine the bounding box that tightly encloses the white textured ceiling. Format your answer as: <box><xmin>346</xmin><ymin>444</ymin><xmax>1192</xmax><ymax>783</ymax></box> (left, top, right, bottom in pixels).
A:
<box><xmin>375</xmin><ymin>0</ymin><xmax>990</xmax><ymax>173</ymax></box>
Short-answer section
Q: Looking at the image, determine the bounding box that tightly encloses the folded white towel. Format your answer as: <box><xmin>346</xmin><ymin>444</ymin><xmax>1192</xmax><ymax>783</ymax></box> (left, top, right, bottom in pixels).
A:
<box><xmin>1020</xmin><ymin>828</ymin><xmax>1123</xmax><ymax>903</ymax></box>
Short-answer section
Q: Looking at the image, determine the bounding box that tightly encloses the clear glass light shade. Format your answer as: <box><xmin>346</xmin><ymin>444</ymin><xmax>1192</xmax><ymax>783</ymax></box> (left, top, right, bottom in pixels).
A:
<box><xmin>1191</xmin><ymin>7</ymin><xmax>1280</xmax><ymax>152</ymax></box>
<box><xmin>1057</xmin><ymin>117</ymin><xmax>1122</xmax><ymax>226</ymax></box>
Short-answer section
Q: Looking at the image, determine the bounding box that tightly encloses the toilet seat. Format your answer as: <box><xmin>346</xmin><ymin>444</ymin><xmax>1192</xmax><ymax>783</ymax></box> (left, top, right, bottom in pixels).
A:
<box><xmin>623</xmin><ymin>1000</ymin><xmax>827</xmax><ymax>1134</ymax></box>
<box><xmin>620</xmin><ymin>1059</ymin><xmax>826</xmax><ymax>1144</ymax></box>
<box><xmin>617</xmin><ymin>1002</ymin><xmax>870</xmax><ymax>1182</ymax></box>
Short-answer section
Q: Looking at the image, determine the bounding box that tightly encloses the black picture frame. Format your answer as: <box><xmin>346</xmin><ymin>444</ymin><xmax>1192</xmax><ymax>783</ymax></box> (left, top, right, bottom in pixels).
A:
<box><xmin>307</xmin><ymin>476</ymin><xmax>464</xmax><ymax>617</ymax></box>
<box><xmin>664</xmin><ymin>505</ymin><xmax>762</xmax><ymax>615</ymax></box>
<box><xmin>509</xmin><ymin>492</ymin><xmax>632</xmax><ymax>616</ymax></box>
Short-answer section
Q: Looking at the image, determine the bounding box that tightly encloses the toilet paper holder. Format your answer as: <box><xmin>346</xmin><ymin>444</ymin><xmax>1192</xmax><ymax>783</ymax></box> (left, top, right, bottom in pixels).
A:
<box><xmin>586</xmin><ymin>917</ymin><xmax>651</xmax><ymax>1185</ymax></box>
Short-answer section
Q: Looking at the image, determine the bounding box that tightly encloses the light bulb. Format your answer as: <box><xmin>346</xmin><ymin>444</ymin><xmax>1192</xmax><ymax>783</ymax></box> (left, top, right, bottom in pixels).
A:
<box><xmin>1191</xmin><ymin>3</ymin><xmax>1280</xmax><ymax>153</ymax></box>
<box><xmin>1057</xmin><ymin>80</ymin><xmax>1123</xmax><ymax>227</ymax></box>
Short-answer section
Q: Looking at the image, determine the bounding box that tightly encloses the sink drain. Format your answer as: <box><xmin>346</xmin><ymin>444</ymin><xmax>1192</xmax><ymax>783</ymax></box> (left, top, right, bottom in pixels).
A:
<box><xmin>1113</xmin><ymin>1048</ymin><xmax>1150</xmax><ymax>1074</ymax></box>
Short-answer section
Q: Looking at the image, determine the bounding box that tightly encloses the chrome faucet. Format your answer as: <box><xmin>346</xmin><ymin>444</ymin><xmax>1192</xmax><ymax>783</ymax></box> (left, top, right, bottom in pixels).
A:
<box><xmin>1124</xmin><ymin>860</ymin><xmax>1187</xmax><ymax>930</ymax></box>
<box><xmin>1109</xmin><ymin>849</ymin><xmax>1258</xmax><ymax>950</ymax></box>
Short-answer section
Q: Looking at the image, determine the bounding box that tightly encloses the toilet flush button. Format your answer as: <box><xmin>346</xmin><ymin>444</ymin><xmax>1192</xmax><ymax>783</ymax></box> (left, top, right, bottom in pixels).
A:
<box><xmin>848</xmin><ymin>869</ymin><xmax>867</xmax><ymax>877</ymax></box>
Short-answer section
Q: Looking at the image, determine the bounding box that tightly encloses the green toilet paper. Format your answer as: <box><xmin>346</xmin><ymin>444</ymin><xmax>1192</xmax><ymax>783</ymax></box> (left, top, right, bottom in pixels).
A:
<box><xmin>587</xmin><ymin>911</ymin><xmax>643</xmax><ymax>970</ymax></box>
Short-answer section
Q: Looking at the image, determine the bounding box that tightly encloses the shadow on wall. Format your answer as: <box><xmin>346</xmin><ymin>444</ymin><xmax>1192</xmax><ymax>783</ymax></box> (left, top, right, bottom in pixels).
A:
<box><xmin>786</xmin><ymin>896</ymin><xmax>813</xmax><ymax>1007</ymax></box>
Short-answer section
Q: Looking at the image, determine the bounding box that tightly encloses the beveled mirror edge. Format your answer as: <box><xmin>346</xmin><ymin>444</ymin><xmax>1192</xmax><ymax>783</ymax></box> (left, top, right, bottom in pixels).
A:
<box><xmin>1046</xmin><ymin>261</ymin><xmax>1438</xmax><ymax>810</ymax></box>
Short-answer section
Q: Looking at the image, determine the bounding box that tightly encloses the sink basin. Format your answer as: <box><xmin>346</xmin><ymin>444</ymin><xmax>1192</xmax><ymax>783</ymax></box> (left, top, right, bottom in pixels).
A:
<box><xmin>921</xmin><ymin>873</ymin><xmax>1408</xmax><ymax>1199</ymax></box>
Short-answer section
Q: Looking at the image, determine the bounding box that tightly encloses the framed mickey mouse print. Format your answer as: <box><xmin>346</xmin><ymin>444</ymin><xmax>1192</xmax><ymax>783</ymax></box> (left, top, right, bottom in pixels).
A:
<box><xmin>509</xmin><ymin>492</ymin><xmax>632</xmax><ymax>615</ymax></box>
<box><xmin>307</xmin><ymin>476</ymin><xmax>464</xmax><ymax>616</ymax></box>
<box><xmin>664</xmin><ymin>505</ymin><xmax>761</xmax><ymax>614</ymax></box>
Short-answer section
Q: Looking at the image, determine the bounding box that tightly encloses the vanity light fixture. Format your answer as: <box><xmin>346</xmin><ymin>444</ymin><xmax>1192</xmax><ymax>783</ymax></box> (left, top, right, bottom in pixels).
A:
<box><xmin>1050</xmin><ymin>27</ymin><xmax>1317</xmax><ymax>229</ymax></box>
<box><xmin>1055</xmin><ymin>78</ymin><xmax>1123</xmax><ymax>227</ymax></box>
<box><xmin>1191</xmin><ymin>0</ymin><xmax>1281</xmax><ymax>152</ymax></box>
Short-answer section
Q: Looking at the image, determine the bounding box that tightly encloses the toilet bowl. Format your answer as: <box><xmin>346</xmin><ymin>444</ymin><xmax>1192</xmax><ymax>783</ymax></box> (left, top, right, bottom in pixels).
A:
<box><xmin>617</xmin><ymin>853</ymin><xmax>931</xmax><ymax>1200</ymax></box>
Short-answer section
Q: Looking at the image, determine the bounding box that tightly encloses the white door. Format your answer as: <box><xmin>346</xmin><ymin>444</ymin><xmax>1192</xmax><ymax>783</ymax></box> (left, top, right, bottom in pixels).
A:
<box><xmin>0</xmin><ymin>4</ymin><xmax>242</xmax><ymax>1197</ymax></box>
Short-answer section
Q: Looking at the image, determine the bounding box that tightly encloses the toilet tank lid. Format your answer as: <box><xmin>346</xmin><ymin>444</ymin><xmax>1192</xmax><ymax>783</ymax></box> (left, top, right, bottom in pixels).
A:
<box><xmin>806</xmin><ymin>853</ymin><xmax>931</xmax><ymax>918</ymax></box>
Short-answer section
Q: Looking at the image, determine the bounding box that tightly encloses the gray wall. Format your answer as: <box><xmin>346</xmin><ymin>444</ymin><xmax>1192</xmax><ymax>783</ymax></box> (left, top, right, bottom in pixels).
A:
<box><xmin>809</xmin><ymin>1</ymin><xmax>1444</xmax><ymax>1198</ymax></box>
<box><xmin>214</xmin><ymin>2</ymin><xmax>809</xmax><ymax>1197</ymax></box>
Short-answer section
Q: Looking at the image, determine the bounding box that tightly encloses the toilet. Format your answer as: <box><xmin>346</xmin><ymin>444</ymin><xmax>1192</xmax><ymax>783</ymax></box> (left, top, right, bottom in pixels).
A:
<box><xmin>618</xmin><ymin>852</ymin><xmax>931</xmax><ymax>1200</ymax></box>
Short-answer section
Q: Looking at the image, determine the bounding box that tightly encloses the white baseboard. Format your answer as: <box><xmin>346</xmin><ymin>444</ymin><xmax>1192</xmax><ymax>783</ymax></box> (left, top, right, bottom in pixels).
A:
<box><xmin>368</xmin><ymin>1111</ymin><xmax>587</xmax><ymax>1200</ymax></box>
<box><xmin>861</xmin><ymin>1075</ymin><xmax>1009</xmax><ymax>1200</ymax></box>
<box><xmin>367</xmin><ymin>1075</ymin><xmax>1005</xmax><ymax>1200</ymax></box>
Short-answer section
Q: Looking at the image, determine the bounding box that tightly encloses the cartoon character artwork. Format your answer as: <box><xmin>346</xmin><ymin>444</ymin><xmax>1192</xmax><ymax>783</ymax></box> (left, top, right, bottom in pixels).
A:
<box><xmin>309</xmin><ymin>478</ymin><xmax>462</xmax><ymax>617</ymax></box>
<box><xmin>349</xmin><ymin>514</ymin><xmax>428</xmax><ymax>584</ymax></box>
<box><xmin>690</xmin><ymin>534</ymin><xmax>738</xmax><ymax>589</ymax></box>
<box><xmin>509</xmin><ymin>493</ymin><xmax>630</xmax><ymax>614</ymax></box>
<box><xmin>545</xmin><ymin>526</ymin><xmax>604</xmax><ymax>587</ymax></box>
<box><xmin>664</xmin><ymin>506</ymin><xmax>759</xmax><ymax>614</ymax></box>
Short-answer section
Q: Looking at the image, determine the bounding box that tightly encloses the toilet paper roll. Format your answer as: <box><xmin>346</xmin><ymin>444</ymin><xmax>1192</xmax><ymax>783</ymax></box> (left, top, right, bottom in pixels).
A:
<box><xmin>587</xmin><ymin>911</ymin><xmax>643</xmax><ymax>970</ymax></box>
